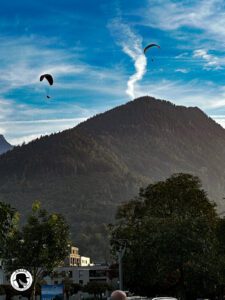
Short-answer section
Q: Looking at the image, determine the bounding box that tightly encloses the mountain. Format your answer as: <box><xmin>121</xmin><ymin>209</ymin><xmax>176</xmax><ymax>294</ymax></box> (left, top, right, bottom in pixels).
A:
<box><xmin>0</xmin><ymin>96</ymin><xmax>225</xmax><ymax>259</ymax></box>
<box><xmin>0</xmin><ymin>135</ymin><xmax>13</xmax><ymax>155</ymax></box>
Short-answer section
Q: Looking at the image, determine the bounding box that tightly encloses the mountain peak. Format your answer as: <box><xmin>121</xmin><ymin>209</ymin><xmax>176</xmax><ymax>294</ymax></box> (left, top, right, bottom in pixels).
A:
<box><xmin>77</xmin><ymin>96</ymin><xmax>219</xmax><ymax>136</ymax></box>
<box><xmin>0</xmin><ymin>134</ymin><xmax>13</xmax><ymax>155</ymax></box>
<box><xmin>0</xmin><ymin>96</ymin><xmax>225</xmax><ymax>259</ymax></box>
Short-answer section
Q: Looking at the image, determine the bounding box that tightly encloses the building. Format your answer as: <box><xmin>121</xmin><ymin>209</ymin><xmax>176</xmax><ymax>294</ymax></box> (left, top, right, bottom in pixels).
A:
<box><xmin>80</xmin><ymin>256</ymin><xmax>91</xmax><ymax>267</ymax></box>
<box><xmin>64</xmin><ymin>246</ymin><xmax>92</xmax><ymax>267</ymax></box>
<box><xmin>64</xmin><ymin>246</ymin><xmax>81</xmax><ymax>266</ymax></box>
<box><xmin>46</xmin><ymin>264</ymin><xmax>110</xmax><ymax>286</ymax></box>
<box><xmin>0</xmin><ymin>260</ymin><xmax>116</xmax><ymax>300</ymax></box>
<box><xmin>43</xmin><ymin>264</ymin><xmax>115</xmax><ymax>300</ymax></box>
<box><xmin>0</xmin><ymin>262</ymin><xmax>112</xmax><ymax>288</ymax></box>
<box><xmin>0</xmin><ymin>247</ymin><xmax>115</xmax><ymax>300</ymax></box>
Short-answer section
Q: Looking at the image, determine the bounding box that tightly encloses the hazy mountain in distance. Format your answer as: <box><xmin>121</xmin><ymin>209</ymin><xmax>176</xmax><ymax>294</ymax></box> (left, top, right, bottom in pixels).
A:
<box><xmin>0</xmin><ymin>96</ymin><xmax>225</xmax><ymax>259</ymax></box>
<box><xmin>0</xmin><ymin>135</ymin><xmax>13</xmax><ymax>155</ymax></box>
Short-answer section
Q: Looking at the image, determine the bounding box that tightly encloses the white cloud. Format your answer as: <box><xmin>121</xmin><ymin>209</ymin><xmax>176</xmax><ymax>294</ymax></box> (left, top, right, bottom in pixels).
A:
<box><xmin>142</xmin><ymin>0</ymin><xmax>224</xmax><ymax>42</ymax></box>
<box><xmin>109</xmin><ymin>18</ymin><xmax>147</xmax><ymax>99</ymax></box>
<box><xmin>193</xmin><ymin>49</ymin><xmax>221</xmax><ymax>69</ymax></box>
<box><xmin>0</xmin><ymin>36</ymin><xmax>82</xmax><ymax>91</ymax></box>
<box><xmin>0</xmin><ymin>34</ymin><xmax>129</xmax><ymax>143</ymax></box>
<box><xmin>123</xmin><ymin>46</ymin><xmax>147</xmax><ymax>98</ymax></box>
<box><xmin>132</xmin><ymin>78</ymin><xmax>225</xmax><ymax>110</ymax></box>
<box><xmin>127</xmin><ymin>0</ymin><xmax>225</xmax><ymax>72</ymax></box>
<box><xmin>131</xmin><ymin>0</ymin><xmax>225</xmax><ymax>60</ymax></box>
<box><xmin>210</xmin><ymin>116</ymin><xmax>225</xmax><ymax>128</ymax></box>
<box><xmin>175</xmin><ymin>52</ymin><xmax>189</xmax><ymax>59</ymax></box>
<box><xmin>3</xmin><ymin>117</ymin><xmax>88</xmax><ymax>145</ymax></box>
<box><xmin>0</xmin><ymin>34</ymin><xmax>127</xmax><ymax>98</ymax></box>
<box><xmin>175</xmin><ymin>68</ymin><xmax>189</xmax><ymax>73</ymax></box>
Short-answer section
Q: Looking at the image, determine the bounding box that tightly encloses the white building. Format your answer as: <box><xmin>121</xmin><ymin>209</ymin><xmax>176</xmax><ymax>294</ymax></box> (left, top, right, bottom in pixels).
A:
<box><xmin>80</xmin><ymin>256</ymin><xmax>91</xmax><ymax>267</ymax></box>
<box><xmin>46</xmin><ymin>265</ymin><xmax>110</xmax><ymax>286</ymax></box>
<box><xmin>64</xmin><ymin>247</ymin><xmax>92</xmax><ymax>267</ymax></box>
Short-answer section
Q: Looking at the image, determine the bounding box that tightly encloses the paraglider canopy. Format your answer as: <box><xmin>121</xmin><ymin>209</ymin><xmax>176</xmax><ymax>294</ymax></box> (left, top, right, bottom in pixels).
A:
<box><xmin>40</xmin><ymin>74</ymin><xmax>54</xmax><ymax>86</ymax></box>
<box><xmin>144</xmin><ymin>43</ymin><xmax>160</xmax><ymax>54</ymax></box>
<box><xmin>40</xmin><ymin>74</ymin><xmax>53</xmax><ymax>99</ymax></box>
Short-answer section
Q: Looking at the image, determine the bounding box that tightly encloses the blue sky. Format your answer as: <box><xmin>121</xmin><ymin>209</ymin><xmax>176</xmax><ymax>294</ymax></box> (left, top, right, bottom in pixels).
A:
<box><xmin>1</xmin><ymin>0</ymin><xmax>225</xmax><ymax>144</ymax></box>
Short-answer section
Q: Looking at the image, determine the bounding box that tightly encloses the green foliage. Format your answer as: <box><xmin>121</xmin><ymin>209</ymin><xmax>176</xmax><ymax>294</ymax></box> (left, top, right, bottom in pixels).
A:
<box><xmin>107</xmin><ymin>263</ymin><xmax>119</xmax><ymax>280</ymax></box>
<box><xmin>110</xmin><ymin>173</ymin><xmax>222</xmax><ymax>299</ymax></box>
<box><xmin>5</xmin><ymin>202</ymin><xmax>70</xmax><ymax>299</ymax></box>
<box><xmin>61</xmin><ymin>277</ymin><xmax>82</xmax><ymax>299</ymax></box>
<box><xmin>6</xmin><ymin>202</ymin><xmax>70</xmax><ymax>272</ymax></box>
<box><xmin>32</xmin><ymin>200</ymin><xmax>41</xmax><ymax>212</ymax></box>
<box><xmin>0</xmin><ymin>201</ymin><xmax>18</xmax><ymax>258</ymax></box>
<box><xmin>83</xmin><ymin>281</ymin><xmax>112</xmax><ymax>299</ymax></box>
<box><xmin>71</xmin><ymin>283</ymin><xmax>82</xmax><ymax>294</ymax></box>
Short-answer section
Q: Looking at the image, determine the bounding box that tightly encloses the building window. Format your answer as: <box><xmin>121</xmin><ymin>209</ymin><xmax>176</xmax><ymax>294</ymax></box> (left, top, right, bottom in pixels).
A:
<box><xmin>89</xmin><ymin>270</ymin><xmax>106</xmax><ymax>277</ymax></box>
<box><xmin>79</xmin><ymin>270</ymin><xmax>83</xmax><ymax>278</ymax></box>
<box><xmin>61</xmin><ymin>271</ymin><xmax>66</xmax><ymax>277</ymax></box>
<box><xmin>69</xmin><ymin>271</ymin><xmax>73</xmax><ymax>278</ymax></box>
<box><xmin>90</xmin><ymin>279</ymin><xmax>107</xmax><ymax>282</ymax></box>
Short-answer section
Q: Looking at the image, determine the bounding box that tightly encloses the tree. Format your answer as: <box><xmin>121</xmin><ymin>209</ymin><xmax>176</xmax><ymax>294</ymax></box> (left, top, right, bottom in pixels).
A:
<box><xmin>214</xmin><ymin>217</ymin><xmax>225</xmax><ymax>300</ymax></box>
<box><xmin>110</xmin><ymin>173</ymin><xmax>219</xmax><ymax>300</ymax></box>
<box><xmin>6</xmin><ymin>201</ymin><xmax>70</xmax><ymax>300</ymax></box>
<box><xmin>58</xmin><ymin>272</ymin><xmax>82</xmax><ymax>300</ymax></box>
<box><xmin>62</xmin><ymin>277</ymin><xmax>73</xmax><ymax>300</ymax></box>
<box><xmin>71</xmin><ymin>283</ymin><xmax>82</xmax><ymax>295</ymax></box>
<box><xmin>0</xmin><ymin>201</ymin><xmax>18</xmax><ymax>258</ymax></box>
<box><xmin>83</xmin><ymin>281</ymin><xmax>112</xmax><ymax>300</ymax></box>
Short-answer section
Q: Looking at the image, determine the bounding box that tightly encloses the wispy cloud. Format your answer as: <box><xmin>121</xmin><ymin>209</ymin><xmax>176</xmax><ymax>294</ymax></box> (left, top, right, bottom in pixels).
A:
<box><xmin>0</xmin><ymin>34</ymin><xmax>127</xmax><ymax>97</ymax></box>
<box><xmin>3</xmin><ymin>117</ymin><xmax>88</xmax><ymax>145</ymax></box>
<box><xmin>209</xmin><ymin>114</ymin><xmax>225</xmax><ymax>129</ymax></box>
<box><xmin>0</xmin><ymin>95</ymin><xmax>93</xmax><ymax>144</ymax></box>
<box><xmin>3</xmin><ymin>0</ymin><xmax>225</xmax><ymax>144</ymax></box>
<box><xmin>133</xmin><ymin>78</ymin><xmax>225</xmax><ymax>111</ymax></box>
<box><xmin>193</xmin><ymin>49</ymin><xmax>221</xmax><ymax>69</ymax></box>
<box><xmin>142</xmin><ymin>0</ymin><xmax>224</xmax><ymax>43</ymax></box>
<box><xmin>175</xmin><ymin>68</ymin><xmax>189</xmax><ymax>73</ymax></box>
<box><xmin>109</xmin><ymin>18</ymin><xmax>147</xmax><ymax>99</ymax></box>
<box><xmin>0</xmin><ymin>36</ymin><xmax>82</xmax><ymax>91</ymax></box>
<box><xmin>0</xmin><ymin>33</ymin><xmax>129</xmax><ymax>143</ymax></box>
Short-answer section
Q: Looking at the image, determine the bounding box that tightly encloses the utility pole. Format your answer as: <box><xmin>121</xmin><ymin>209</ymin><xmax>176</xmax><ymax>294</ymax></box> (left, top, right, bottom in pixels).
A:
<box><xmin>117</xmin><ymin>244</ymin><xmax>126</xmax><ymax>290</ymax></box>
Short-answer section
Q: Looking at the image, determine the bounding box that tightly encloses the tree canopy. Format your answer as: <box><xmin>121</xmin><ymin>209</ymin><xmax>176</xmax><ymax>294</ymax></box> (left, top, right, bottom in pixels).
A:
<box><xmin>5</xmin><ymin>201</ymin><xmax>70</xmax><ymax>299</ymax></box>
<box><xmin>83</xmin><ymin>281</ymin><xmax>112</xmax><ymax>300</ymax></box>
<box><xmin>110</xmin><ymin>173</ymin><xmax>224</xmax><ymax>300</ymax></box>
<box><xmin>0</xmin><ymin>201</ymin><xmax>18</xmax><ymax>258</ymax></box>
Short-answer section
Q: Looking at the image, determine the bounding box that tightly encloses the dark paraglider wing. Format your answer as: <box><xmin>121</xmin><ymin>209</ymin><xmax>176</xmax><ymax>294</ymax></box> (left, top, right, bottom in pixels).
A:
<box><xmin>40</xmin><ymin>74</ymin><xmax>54</xmax><ymax>85</ymax></box>
<box><xmin>40</xmin><ymin>75</ymin><xmax>45</xmax><ymax>82</ymax></box>
<box><xmin>45</xmin><ymin>74</ymin><xmax>53</xmax><ymax>85</ymax></box>
<box><xmin>144</xmin><ymin>43</ymin><xmax>160</xmax><ymax>54</ymax></box>
<box><xmin>40</xmin><ymin>74</ymin><xmax>53</xmax><ymax>99</ymax></box>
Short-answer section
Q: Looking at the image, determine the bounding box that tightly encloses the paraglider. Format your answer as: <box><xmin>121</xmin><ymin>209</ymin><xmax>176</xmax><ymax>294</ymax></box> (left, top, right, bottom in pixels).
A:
<box><xmin>144</xmin><ymin>43</ymin><xmax>160</xmax><ymax>54</ymax></box>
<box><xmin>40</xmin><ymin>74</ymin><xmax>53</xmax><ymax>99</ymax></box>
<box><xmin>144</xmin><ymin>43</ymin><xmax>160</xmax><ymax>64</ymax></box>
<box><xmin>40</xmin><ymin>74</ymin><xmax>53</xmax><ymax>85</ymax></box>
